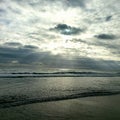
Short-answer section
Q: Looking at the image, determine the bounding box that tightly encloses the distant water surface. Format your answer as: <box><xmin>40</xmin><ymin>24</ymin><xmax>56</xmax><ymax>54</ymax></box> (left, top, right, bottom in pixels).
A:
<box><xmin>0</xmin><ymin>77</ymin><xmax>120</xmax><ymax>108</ymax></box>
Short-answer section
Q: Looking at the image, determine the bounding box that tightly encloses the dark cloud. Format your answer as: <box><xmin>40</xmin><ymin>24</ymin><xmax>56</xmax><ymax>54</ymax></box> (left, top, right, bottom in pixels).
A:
<box><xmin>106</xmin><ymin>15</ymin><xmax>112</xmax><ymax>22</ymax></box>
<box><xmin>0</xmin><ymin>8</ymin><xmax>6</xmax><ymax>13</ymax></box>
<box><xmin>24</xmin><ymin>45</ymin><xmax>38</xmax><ymax>49</ymax></box>
<box><xmin>13</xmin><ymin>0</ymin><xmax>89</xmax><ymax>9</ymax></box>
<box><xmin>0</xmin><ymin>43</ymin><xmax>61</xmax><ymax>65</ymax></box>
<box><xmin>66</xmin><ymin>0</ymin><xmax>89</xmax><ymax>8</ymax></box>
<box><xmin>0</xmin><ymin>43</ymin><xmax>120</xmax><ymax>71</ymax></box>
<box><xmin>0</xmin><ymin>43</ymin><xmax>39</xmax><ymax>64</ymax></box>
<box><xmin>68</xmin><ymin>38</ymin><xmax>87</xmax><ymax>44</ymax></box>
<box><xmin>95</xmin><ymin>34</ymin><xmax>116</xmax><ymax>40</ymax></box>
<box><xmin>70</xmin><ymin>58</ymin><xmax>120</xmax><ymax>71</ymax></box>
<box><xmin>51</xmin><ymin>24</ymin><xmax>84</xmax><ymax>35</ymax></box>
<box><xmin>4</xmin><ymin>42</ymin><xmax>23</xmax><ymax>47</ymax></box>
<box><xmin>0</xmin><ymin>43</ymin><xmax>65</xmax><ymax>66</ymax></box>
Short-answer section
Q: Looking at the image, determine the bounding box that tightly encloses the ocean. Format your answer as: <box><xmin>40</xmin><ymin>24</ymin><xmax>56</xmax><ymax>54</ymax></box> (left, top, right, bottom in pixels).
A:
<box><xmin>0</xmin><ymin>76</ymin><xmax>120</xmax><ymax>108</ymax></box>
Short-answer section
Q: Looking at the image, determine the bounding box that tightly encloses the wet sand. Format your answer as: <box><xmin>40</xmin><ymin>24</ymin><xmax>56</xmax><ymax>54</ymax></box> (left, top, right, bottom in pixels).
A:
<box><xmin>0</xmin><ymin>95</ymin><xmax>120</xmax><ymax>120</ymax></box>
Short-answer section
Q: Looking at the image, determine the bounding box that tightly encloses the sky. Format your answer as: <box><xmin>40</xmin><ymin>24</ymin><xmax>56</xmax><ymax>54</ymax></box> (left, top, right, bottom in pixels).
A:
<box><xmin>0</xmin><ymin>0</ymin><xmax>120</xmax><ymax>72</ymax></box>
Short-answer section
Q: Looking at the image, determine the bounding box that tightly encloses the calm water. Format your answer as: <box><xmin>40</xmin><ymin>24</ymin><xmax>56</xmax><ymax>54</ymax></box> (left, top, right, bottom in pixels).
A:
<box><xmin>0</xmin><ymin>77</ymin><xmax>120</xmax><ymax>108</ymax></box>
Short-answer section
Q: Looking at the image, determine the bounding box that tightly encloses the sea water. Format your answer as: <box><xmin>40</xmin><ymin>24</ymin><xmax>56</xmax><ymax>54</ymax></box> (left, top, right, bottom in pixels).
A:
<box><xmin>0</xmin><ymin>77</ymin><xmax>120</xmax><ymax>108</ymax></box>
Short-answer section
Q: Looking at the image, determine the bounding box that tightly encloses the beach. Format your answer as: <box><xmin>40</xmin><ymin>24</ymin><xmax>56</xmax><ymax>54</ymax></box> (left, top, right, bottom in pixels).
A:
<box><xmin>0</xmin><ymin>95</ymin><xmax>120</xmax><ymax>120</ymax></box>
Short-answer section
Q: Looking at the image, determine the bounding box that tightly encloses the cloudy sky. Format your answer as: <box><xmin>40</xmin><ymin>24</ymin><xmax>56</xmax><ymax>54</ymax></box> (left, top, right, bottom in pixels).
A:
<box><xmin>0</xmin><ymin>0</ymin><xmax>120</xmax><ymax>72</ymax></box>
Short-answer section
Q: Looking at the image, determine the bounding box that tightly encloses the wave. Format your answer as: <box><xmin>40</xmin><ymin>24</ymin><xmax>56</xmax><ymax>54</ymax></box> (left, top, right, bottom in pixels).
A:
<box><xmin>0</xmin><ymin>72</ymin><xmax>120</xmax><ymax>78</ymax></box>
<box><xmin>0</xmin><ymin>90</ymin><xmax>120</xmax><ymax>108</ymax></box>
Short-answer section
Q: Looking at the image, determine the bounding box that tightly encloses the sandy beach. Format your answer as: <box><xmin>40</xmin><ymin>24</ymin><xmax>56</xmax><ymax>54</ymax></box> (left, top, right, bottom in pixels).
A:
<box><xmin>0</xmin><ymin>94</ymin><xmax>120</xmax><ymax>120</ymax></box>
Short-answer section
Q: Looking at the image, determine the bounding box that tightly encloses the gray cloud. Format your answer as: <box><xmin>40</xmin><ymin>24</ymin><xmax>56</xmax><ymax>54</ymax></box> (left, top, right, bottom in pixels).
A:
<box><xmin>106</xmin><ymin>15</ymin><xmax>112</xmax><ymax>22</ymax></box>
<box><xmin>68</xmin><ymin>38</ymin><xmax>88</xmax><ymax>44</ymax></box>
<box><xmin>0</xmin><ymin>19</ymin><xmax>11</xmax><ymax>25</ymax></box>
<box><xmin>0</xmin><ymin>42</ymin><xmax>120</xmax><ymax>71</ymax></box>
<box><xmin>0</xmin><ymin>8</ymin><xmax>6</xmax><ymax>14</ymax></box>
<box><xmin>4</xmin><ymin>42</ymin><xmax>23</xmax><ymax>47</ymax></box>
<box><xmin>69</xmin><ymin>58</ymin><xmax>120</xmax><ymax>71</ymax></box>
<box><xmin>95</xmin><ymin>34</ymin><xmax>116</xmax><ymax>40</ymax></box>
<box><xmin>24</xmin><ymin>45</ymin><xmax>38</xmax><ymax>49</ymax></box>
<box><xmin>51</xmin><ymin>24</ymin><xmax>84</xmax><ymax>35</ymax></box>
<box><xmin>0</xmin><ymin>43</ymin><xmax>39</xmax><ymax>63</ymax></box>
<box><xmin>14</xmin><ymin>0</ymin><xmax>89</xmax><ymax>9</ymax></box>
<box><xmin>65</xmin><ymin>0</ymin><xmax>90</xmax><ymax>8</ymax></box>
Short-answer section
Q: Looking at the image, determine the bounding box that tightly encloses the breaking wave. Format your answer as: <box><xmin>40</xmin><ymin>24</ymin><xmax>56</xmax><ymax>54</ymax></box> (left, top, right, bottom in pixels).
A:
<box><xmin>0</xmin><ymin>90</ymin><xmax>120</xmax><ymax>108</ymax></box>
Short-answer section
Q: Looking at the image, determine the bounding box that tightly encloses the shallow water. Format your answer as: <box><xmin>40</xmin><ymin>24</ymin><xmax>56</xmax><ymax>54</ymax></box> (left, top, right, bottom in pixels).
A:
<box><xmin>0</xmin><ymin>77</ymin><xmax>120</xmax><ymax>108</ymax></box>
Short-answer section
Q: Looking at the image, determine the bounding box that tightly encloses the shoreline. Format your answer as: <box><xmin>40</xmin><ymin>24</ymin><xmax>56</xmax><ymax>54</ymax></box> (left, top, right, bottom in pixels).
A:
<box><xmin>0</xmin><ymin>94</ymin><xmax>120</xmax><ymax>120</ymax></box>
<box><xmin>0</xmin><ymin>91</ymin><xmax>120</xmax><ymax>109</ymax></box>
